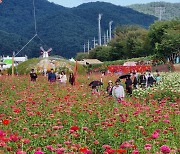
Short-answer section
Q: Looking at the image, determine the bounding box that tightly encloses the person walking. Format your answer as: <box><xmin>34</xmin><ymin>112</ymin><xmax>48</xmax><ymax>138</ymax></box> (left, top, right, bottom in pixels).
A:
<box><xmin>59</xmin><ymin>71</ymin><xmax>67</xmax><ymax>84</ymax></box>
<box><xmin>112</xmin><ymin>79</ymin><xmax>125</xmax><ymax>103</ymax></box>
<box><xmin>106</xmin><ymin>80</ymin><xmax>113</xmax><ymax>96</ymax></box>
<box><xmin>30</xmin><ymin>69</ymin><xmax>37</xmax><ymax>82</ymax></box>
<box><xmin>147</xmin><ymin>72</ymin><xmax>155</xmax><ymax>87</ymax></box>
<box><xmin>48</xmin><ymin>69</ymin><xmax>56</xmax><ymax>82</ymax></box>
<box><xmin>69</xmin><ymin>72</ymin><xmax>75</xmax><ymax>85</ymax></box>
<box><xmin>132</xmin><ymin>72</ymin><xmax>138</xmax><ymax>89</ymax></box>
<box><xmin>139</xmin><ymin>72</ymin><xmax>146</xmax><ymax>88</ymax></box>
<box><xmin>125</xmin><ymin>76</ymin><xmax>133</xmax><ymax>96</ymax></box>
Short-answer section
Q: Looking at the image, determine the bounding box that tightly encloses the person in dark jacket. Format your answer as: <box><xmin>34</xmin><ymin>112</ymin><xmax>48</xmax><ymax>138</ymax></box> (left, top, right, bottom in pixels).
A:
<box><xmin>125</xmin><ymin>76</ymin><xmax>133</xmax><ymax>96</ymax></box>
<box><xmin>30</xmin><ymin>69</ymin><xmax>37</xmax><ymax>82</ymax></box>
<box><xmin>139</xmin><ymin>72</ymin><xmax>146</xmax><ymax>88</ymax></box>
<box><xmin>69</xmin><ymin>73</ymin><xmax>75</xmax><ymax>85</ymax></box>
<box><xmin>132</xmin><ymin>72</ymin><xmax>138</xmax><ymax>89</ymax></box>
<box><xmin>147</xmin><ymin>73</ymin><xmax>155</xmax><ymax>87</ymax></box>
<box><xmin>48</xmin><ymin>69</ymin><xmax>56</xmax><ymax>82</ymax></box>
<box><xmin>106</xmin><ymin>80</ymin><xmax>113</xmax><ymax>96</ymax></box>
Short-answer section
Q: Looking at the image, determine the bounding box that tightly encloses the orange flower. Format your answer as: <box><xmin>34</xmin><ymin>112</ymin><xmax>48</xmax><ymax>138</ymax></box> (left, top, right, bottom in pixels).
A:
<box><xmin>2</xmin><ymin>119</ymin><xmax>10</xmax><ymax>125</ymax></box>
<box><xmin>27</xmin><ymin>97</ymin><xmax>33</xmax><ymax>102</ymax></box>
<box><xmin>116</xmin><ymin>149</ymin><xmax>126</xmax><ymax>153</ymax></box>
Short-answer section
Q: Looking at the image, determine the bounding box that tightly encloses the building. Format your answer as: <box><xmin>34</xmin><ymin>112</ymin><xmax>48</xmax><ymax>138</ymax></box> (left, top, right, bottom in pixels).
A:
<box><xmin>0</xmin><ymin>55</ymin><xmax>28</xmax><ymax>69</ymax></box>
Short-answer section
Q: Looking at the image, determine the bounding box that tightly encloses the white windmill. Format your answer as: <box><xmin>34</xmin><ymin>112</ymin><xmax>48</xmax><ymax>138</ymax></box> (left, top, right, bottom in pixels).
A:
<box><xmin>40</xmin><ymin>47</ymin><xmax>52</xmax><ymax>76</ymax></box>
<box><xmin>40</xmin><ymin>47</ymin><xmax>52</xmax><ymax>58</ymax></box>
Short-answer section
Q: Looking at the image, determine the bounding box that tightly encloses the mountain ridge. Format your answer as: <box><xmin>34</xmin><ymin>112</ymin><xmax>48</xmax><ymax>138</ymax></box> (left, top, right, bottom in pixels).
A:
<box><xmin>0</xmin><ymin>0</ymin><xmax>157</xmax><ymax>58</ymax></box>
<box><xmin>128</xmin><ymin>2</ymin><xmax>180</xmax><ymax>20</ymax></box>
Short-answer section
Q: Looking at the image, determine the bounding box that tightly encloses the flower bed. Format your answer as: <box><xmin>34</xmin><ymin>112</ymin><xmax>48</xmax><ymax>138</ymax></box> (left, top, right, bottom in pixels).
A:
<box><xmin>0</xmin><ymin>73</ymin><xmax>179</xmax><ymax>153</ymax></box>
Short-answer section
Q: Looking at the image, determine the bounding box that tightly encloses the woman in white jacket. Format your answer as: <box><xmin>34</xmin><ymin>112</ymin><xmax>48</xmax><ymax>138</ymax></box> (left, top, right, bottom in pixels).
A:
<box><xmin>112</xmin><ymin>79</ymin><xmax>125</xmax><ymax>102</ymax></box>
<box><xmin>59</xmin><ymin>71</ymin><xmax>67</xmax><ymax>84</ymax></box>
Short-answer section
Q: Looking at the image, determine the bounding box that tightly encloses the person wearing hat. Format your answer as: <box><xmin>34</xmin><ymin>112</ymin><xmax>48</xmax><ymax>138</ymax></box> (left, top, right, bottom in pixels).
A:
<box><xmin>112</xmin><ymin>79</ymin><xmax>125</xmax><ymax>102</ymax></box>
<box><xmin>106</xmin><ymin>80</ymin><xmax>113</xmax><ymax>96</ymax></box>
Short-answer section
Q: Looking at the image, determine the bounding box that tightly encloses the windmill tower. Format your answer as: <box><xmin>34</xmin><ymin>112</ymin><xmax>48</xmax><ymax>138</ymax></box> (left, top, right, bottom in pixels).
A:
<box><xmin>40</xmin><ymin>47</ymin><xmax>52</xmax><ymax>58</ymax></box>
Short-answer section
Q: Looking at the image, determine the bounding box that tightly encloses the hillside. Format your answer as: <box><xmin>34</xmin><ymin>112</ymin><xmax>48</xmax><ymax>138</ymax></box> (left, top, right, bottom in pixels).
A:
<box><xmin>0</xmin><ymin>0</ymin><xmax>156</xmax><ymax>58</ymax></box>
<box><xmin>128</xmin><ymin>2</ymin><xmax>180</xmax><ymax>21</ymax></box>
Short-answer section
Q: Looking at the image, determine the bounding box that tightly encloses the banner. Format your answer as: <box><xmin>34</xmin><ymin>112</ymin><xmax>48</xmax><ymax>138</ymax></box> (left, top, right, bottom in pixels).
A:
<box><xmin>108</xmin><ymin>65</ymin><xmax>152</xmax><ymax>74</ymax></box>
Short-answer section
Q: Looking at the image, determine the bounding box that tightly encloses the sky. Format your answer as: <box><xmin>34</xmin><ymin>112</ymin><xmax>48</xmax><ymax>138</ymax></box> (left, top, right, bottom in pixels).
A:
<box><xmin>48</xmin><ymin>0</ymin><xmax>180</xmax><ymax>8</ymax></box>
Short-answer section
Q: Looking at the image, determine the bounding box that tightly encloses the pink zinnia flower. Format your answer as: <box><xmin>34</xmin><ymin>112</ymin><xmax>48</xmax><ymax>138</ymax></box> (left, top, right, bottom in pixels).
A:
<box><xmin>56</xmin><ymin>147</ymin><xmax>66</xmax><ymax>153</ymax></box>
<box><xmin>132</xmin><ymin>149</ymin><xmax>139</xmax><ymax>154</ymax></box>
<box><xmin>16</xmin><ymin>150</ymin><xmax>26</xmax><ymax>154</ymax></box>
<box><xmin>22</xmin><ymin>138</ymin><xmax>30</xmax><ymax>144</ymax></box>
<box><xmin>52</xmin><ymin>126</ymin><xmax>59</xmax><ymax>130</ymax></box>
<box><xmin>144</xmin><ymin>144</ymin><xmax>152</xmax><ymax>150</ymax></box>
<box><xmin>160</xmin><ymin>145</ymin><xmax>171</xmax><ymax>153</ymax></box>
<box><xmin>151</xmin><ymin>131</ymin><xmax>159</xmax><ymax>139</ymax></box>
<box><xmin>93</xmin><ymin>140</ymin><xmax>99</xmax><ymax>145</ymax></box>
<box><xmin>102</xmin><ymin>144</ymin><xmax>111</xmax><ymax>149</ymax></box>
<box><xmin>119</xmin><ymin>141</ymin><xmax>132</xmax><ymax>148</ymax></box>
<box><xmin>64</xmin><ymin>141</ymin><xmax>71</xmax><ymax>145</ymax></box>
<box><xmin>34</xmin><ymin>152</ymin><xmax>44</xmax><ymax>154</ymax></box>
<box><xmin>10</xmin><ymin>134</ymin><xmax>19</xmax><ymax>142</ymax></box>
<box><xmin>45</xmin><ymin>145</ymin><xmax>53</xmax><ymax>150</ymax></box>
<box><xmin>163</xmin><ymin>120</ymin><xmax>170</xmax><ymax>123</ymax></box>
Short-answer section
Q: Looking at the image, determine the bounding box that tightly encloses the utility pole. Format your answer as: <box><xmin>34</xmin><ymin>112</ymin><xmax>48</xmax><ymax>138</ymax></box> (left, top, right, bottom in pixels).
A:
<box><xmin>109</xmin><ymin>21</ymin><xmax>113</xmax><ymax>41</ymax></box>
<box><xmin>87</xmin><ymin>40</ymin><xmax>90</xmax><ymax>54</ymax></box>
<box><xmin>98</xmin><ymin>14</ymin><xmax>103</xmax><ymax>46</ymax></box>
<box><xmin>103</xmin><ymin>33</ymin><xmax>106</xmax><ymax>45</ymax></box>
<box><xmin>83</xmin><ymin>44</ymin><xmax>86</xmax><ymax>53</ymax></box>
<box><xmin>92</xmin><ymin>37</ymin><xmax>96</xmax><ymax>49</ymax></box>
<box><xmin>106</xmin><ymin>30</ymin><xmax>109</xmax><ymax>43</ymax></box>
<box><xmin>12</xmin><ymin>52</ymin><xmax>15</xmax><ymax>77</ymax></box>
<box><xmin>155</xmin><ymin>7</ymin><xmax>165</xmax><ymax>21</ymax></box>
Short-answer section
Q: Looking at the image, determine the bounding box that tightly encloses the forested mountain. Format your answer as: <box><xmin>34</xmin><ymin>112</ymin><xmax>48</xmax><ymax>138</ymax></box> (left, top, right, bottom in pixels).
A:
<box><xmin>129</xmin><ymin>2</ymin><xmax>180</xmax><ymax>21</ymax></box>
<box><xmin>0</xmin><ymin>0</ymin><xmax>156</xmax><ymax>58</ymax></box>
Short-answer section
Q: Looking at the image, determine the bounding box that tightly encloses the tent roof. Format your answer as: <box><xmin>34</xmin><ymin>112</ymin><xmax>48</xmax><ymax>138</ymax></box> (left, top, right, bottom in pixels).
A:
<box><xmin>78</xmin><ymin>59</ymin><xmax>103</xmax><ymax>65</ymax></box>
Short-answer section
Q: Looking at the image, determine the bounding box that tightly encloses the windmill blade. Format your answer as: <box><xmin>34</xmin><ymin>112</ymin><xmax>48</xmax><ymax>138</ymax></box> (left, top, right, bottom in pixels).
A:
<box><xmin>47</xmin><ymin>48</ymin><xmax>52</xmax><ymax>53</ymax></box>
<box><xmin>40</xmin><ymin>46</ymin><xmax>46</xmax><ymax>52</ymax></box>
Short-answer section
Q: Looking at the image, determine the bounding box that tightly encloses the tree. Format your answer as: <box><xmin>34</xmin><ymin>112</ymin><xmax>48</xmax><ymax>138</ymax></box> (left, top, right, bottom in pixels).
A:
<box><xmin>149</xmin><ymin>20</ymin><xmax>180</xmax><ymax>61</ymax></box>
<box><xmin>75</xmin><ymin>52</ymin><xmax>89</xmax><ymax>60</ymax></box>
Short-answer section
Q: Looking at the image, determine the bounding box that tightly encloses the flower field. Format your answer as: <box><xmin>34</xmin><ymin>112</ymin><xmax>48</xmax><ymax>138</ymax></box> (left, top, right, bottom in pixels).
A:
<box><xmin>0</xmin><ymin>73</ymin><xmax>179</xmax><ymax>154</ymax></box>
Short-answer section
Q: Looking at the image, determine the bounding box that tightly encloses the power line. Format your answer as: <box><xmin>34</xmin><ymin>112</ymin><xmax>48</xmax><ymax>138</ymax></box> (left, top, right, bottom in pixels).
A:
<box><xmin>15</xmin><ymin>0</ymin><xmax>50</xmax><ymax>56</ymax></box>
<box><xmin>15</xmin><ymin>34</ymin><xmax>37</xmax><ymax>57</ymax></box>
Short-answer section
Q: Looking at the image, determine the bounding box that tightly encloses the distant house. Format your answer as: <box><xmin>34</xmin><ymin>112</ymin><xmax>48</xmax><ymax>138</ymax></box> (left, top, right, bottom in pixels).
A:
<box><xmin>78</xmin><ymin>59</ymin><xmax>103</xmax><ymax>65</ymax></box>
<box><xmin>0</xmin><ymin>62</ymin><xmax>6</xmax><ymax>70</ymax></box>
<box><xmin>1</xmin><ymin>55</ymin><xmax>28</xmax><ymax>69</ymax></box>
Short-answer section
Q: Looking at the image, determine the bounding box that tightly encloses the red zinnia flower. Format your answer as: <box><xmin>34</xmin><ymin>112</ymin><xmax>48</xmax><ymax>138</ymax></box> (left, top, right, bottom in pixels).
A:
<box><xmin>105</xmin><ymin>148</ymin><xmax>116</xmax><ymax>153</ymax></box>
<box><xmin>2</xmin><ymin>119</ymin><xmax>10</xmax><ymax>125</ymax></box>
<box><xmin>13</xmin><ymin>108</ymin><xmax>21</xmax><ymax>113</ymax></box>
<box><xmin>80</xmin><ymin>147</ymin><xmax>88</xmax><ymax>153</ymax></box>
<box><xmin>70</xmin><ymin>126</ymin><xmax>79</xmax><ymax>131</ymax></box>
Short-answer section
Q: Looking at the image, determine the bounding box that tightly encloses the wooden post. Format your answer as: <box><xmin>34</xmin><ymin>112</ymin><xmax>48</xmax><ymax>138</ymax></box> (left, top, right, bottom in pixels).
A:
<box><xmin>12</xmin><ymin>52</ymin><xmax>15</xmax><ymax>77</ymax></box>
